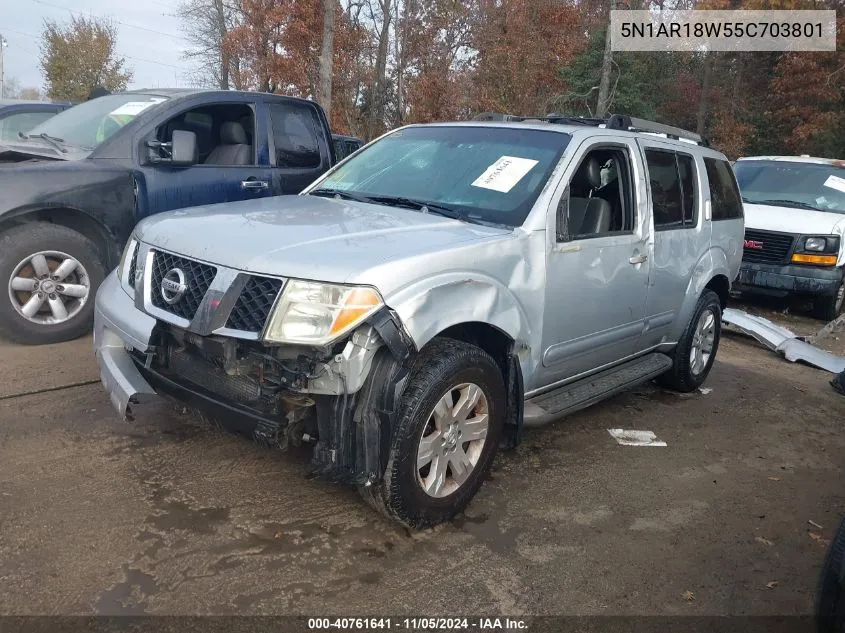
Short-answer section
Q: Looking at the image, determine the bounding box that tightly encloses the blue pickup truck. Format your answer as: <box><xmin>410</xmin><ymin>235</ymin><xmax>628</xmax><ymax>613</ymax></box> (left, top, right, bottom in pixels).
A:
<box><xmin>0</xmin><ymin>89</ymin><xmax>337</xmax><ymax>344</ymax></box>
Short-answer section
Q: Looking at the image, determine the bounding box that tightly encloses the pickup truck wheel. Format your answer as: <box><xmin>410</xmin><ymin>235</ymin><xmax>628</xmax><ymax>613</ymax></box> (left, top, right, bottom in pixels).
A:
<box><xmin>658</xmin><ymin>289</ymin><xmax>721</xmax><ymax>393</ymax></box>
<box><xmin>362</xmin><ymin>338</ymin><xmax>504</xmax><ymax>529</ymax></box>
<box><xmin>0</xmin><ymin>223</ymin><xmax>105</xmax><ymax>345</ymax></box>
<box><xmin>813</xmin><ymin>277</ymin><xmax>845</xmax><ymax>322</ymax></box>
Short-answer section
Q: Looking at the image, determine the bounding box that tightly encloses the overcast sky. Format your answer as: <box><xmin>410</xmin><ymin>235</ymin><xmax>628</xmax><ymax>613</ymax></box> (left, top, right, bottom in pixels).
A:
<box><xmin>2</xmin><ymin>0</ymin><xmax>198</xmax><ymax>93</ymax></box>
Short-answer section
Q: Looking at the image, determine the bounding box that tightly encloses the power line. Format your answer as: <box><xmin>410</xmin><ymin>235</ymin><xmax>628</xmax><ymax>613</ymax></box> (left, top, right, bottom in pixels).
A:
<box><xmin>2</xmin><ymin>25</ymin><xmax>191</xmax><ymax>71</ymax></box>
<box><xmin>28</xmin><ymin>0</ymin><xmax>193</xmax><ymax>42</ymax></box>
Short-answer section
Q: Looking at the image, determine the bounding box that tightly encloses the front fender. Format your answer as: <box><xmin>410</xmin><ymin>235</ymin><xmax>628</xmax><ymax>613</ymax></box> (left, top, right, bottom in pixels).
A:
<box><xmin>386</xmin><ymin>272</ymin><xmax>532</xmax><ymax>352</ymax></box>
<box><xmin>669</xmin><ymin>247</ymin><xmax>732</xmax><ymax>340</ymax></box>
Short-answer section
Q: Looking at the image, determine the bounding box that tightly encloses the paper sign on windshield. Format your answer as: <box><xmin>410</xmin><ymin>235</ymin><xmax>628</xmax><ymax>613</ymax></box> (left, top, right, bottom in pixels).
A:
<box><xmin>471</xmin><ymin>156</ymin><xmax>539</xmax><ymax>193</ymax></box>
<box><xmin>108</xmin><ymin>101</ymin><xmax>160</xmax><ymax>117</ymax></box>
<box><xmin>823</xmin><ymin>175</ymin><xmax>845</xmax><ymax>195</ymax></box>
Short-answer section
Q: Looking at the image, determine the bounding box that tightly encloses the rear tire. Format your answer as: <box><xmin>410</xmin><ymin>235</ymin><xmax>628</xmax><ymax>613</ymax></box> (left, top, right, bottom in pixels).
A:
<box><xmin>816</xmin><ymin>516</ymin><xmax>845</xmax><ymax>633</ymax></box>
<box><xmin>658</xmin><ymin>289</ymin><xmax>721</xmax><ymax>393</ymax></box>
<box><xmin>361</xmin><ymin>338</ymin><xmax>505</xmax><ymax>529</ymax></box>
<box><xmin>0</xmin><ymin>223</ymin><xmax>106</xmax><ymax>345</ymax></box>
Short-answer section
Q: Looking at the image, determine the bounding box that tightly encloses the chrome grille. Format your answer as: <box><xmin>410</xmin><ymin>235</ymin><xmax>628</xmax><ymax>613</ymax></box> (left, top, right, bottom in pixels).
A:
<box><xmin>225</xmin><ymin>275</ymin><xmax>283</xmax><ymax>333</ymax></box>
<box><xmin>742</xmin><ymin>228</ymin><xmax>796</xmax><ymax>265</ymax></box>
<box><xmin>149</xmin><ymin>250</ymin><xmax>217</xmax><ymax>321</ymax></box>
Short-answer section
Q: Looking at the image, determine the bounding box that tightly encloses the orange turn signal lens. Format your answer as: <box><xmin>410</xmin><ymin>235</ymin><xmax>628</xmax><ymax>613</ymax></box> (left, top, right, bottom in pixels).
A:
<box><xmin>791</xmin><ymin>253</ymin><xmax>838</xmax><ymax>266</ymax></box>
<box><xmin>328</xmin><ymin>287</ymin><xmax>383</xmax><ymax>336</ymax></box>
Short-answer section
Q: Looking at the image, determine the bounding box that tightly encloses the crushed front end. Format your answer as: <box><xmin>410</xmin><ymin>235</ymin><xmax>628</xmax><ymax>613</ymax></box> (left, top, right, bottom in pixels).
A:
<box><xmin>94</xmin><ymin>239</ymin><xmax>413</xmax><ymax>485</ymax></box>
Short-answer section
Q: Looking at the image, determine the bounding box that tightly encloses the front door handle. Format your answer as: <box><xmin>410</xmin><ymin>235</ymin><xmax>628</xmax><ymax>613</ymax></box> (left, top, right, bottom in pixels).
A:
<box><xmin>241</xmin><ymin>179</ymin><xmax>269</xmax><ymax>191</ymax></box>
<box><xmin>629</xmin><ymin>254</ymin><xmax>648</xmax><ymax>265</ymax></box>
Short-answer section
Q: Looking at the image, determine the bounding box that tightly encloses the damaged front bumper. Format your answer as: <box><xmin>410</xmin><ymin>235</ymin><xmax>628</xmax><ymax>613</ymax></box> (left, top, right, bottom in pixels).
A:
<box><xmin>736</xmin><ymin>262</ymin><xmax>843</xmax><ymax>298</ymax></box>
<box><xmin>93</xmin><ymin>270</ymin><xmax>412</xmax><ymax>483</ymax></box>
<box><xmin>94</xmin><ymin>271</ymin><xmax>158</xmax><ymax>418</ymax></box>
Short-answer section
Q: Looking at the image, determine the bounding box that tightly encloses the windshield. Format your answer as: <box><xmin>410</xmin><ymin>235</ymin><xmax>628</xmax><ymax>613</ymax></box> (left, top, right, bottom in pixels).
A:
<box><xmin>25</xmin><ymin>94</ymin><xmax>168</xmax><ymax>152</ymax></box>
<box><xmin>313</xmin><ymin>125</ymin><xmax>570</xmax><ymax>227</ymax></box>
<box><xmin>734</xmin><ymin>159</ymin><xmax>845</xmax><ymax>214</ymax></box>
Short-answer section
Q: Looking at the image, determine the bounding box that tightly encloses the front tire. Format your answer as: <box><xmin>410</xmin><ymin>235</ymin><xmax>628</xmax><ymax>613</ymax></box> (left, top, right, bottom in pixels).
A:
<box><xmin>658</xmin><ymin>289</ymin><xmax>722</xmax><ymax>393</ymax></box>
<box><xmin>813</xmin><ymin>276</ymin><xmax>845</xmax><ymax>322</ymax></box>
<box><xmin>362</xmin><ymin>338</ymin><xmax>505</xmax><ymax>529</ymax></box>
<box><xmin>0</xmin><ymin>223</ymin><xmax>106</xmax><ymax>345</ymax></box>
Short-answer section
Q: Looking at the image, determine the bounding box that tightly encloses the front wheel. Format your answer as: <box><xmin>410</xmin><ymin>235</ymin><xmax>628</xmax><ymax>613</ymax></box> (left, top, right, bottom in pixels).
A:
<box><xmin>658</xmin><ymin>289</ymin><xmax>722</xmax><ymax>393</ymax></box>
<box><xmin>0</xmin><ymin>223</ymin><xmax>106</xmax><ymax>345</ymax></box>
<box><xmin>813</xmin><ymin>275</ymin><xmax>845</xmax><ymax>322</ymax></box>
<box><xmin>362</xmin><ymin>338</ymin><xmax>505</xmax><ymax>529</ymax></box>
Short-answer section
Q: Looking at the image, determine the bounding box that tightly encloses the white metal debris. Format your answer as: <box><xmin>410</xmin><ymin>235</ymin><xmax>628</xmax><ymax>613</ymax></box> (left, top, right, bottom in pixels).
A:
<box><xmin>722</xmin><ymin>308</ymin><xmax>845</xmax><ymax>374</ymax></box>
<box><xmin>607</xmin><ymin>429</ymin><xmax>667</xmax><ymax>447</ymax></box>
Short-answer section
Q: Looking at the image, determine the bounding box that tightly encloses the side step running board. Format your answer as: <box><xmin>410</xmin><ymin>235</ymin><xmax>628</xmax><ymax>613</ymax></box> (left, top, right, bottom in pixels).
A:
<box><xmin>523</xmin><ymin>353</ymin><xmax>673</xmax><ymax>427</ymax></box>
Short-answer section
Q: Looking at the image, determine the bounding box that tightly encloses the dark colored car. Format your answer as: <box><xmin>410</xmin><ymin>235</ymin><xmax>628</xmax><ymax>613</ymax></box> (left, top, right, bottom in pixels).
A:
<box><xmin>0</xmin><ymin>89</ymin><xmax>336</xmax><ymax>345</ymax></box>
<box><xmin>332</xmin><ymin>133</ymin><xmax>364</xmax><ymax>161</ymax></box>
<box><xmin>0</xmin><ymin>100</ymin><xmax>69</xmax><ymax>143</ymax></box>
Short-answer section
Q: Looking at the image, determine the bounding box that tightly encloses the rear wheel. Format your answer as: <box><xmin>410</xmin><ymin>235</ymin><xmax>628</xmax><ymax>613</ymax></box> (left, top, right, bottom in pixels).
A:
<box><xmin>0</xmin><ymin>223</ymin><xmax>106</xmax><ymax>345</ymax></box>
<box><xmin>361</xmin><ymin>338</ymin><xmax>504</xmax><ymax>529</ymax></box>
<box><xmin>658</xmin><ymin>289</ymin><xmax>721</xmax><ymax>392</ymax></box>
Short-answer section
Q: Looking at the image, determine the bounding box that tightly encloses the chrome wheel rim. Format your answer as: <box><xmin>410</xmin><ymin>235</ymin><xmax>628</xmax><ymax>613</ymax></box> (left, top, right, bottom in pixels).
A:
<box><xmin>7</xmin><ymin>251</ymin><xmax>90</xmax><ymax>325</ymax></box>
<box><xmin>689</xmin><ymin>309</ymin><xmax>716</xmax><ymax>376</ymax></box>
<box><xmin>416</xmin><ymin>382</ymin><xmax>489</xmax><ymax>499</ymax></box>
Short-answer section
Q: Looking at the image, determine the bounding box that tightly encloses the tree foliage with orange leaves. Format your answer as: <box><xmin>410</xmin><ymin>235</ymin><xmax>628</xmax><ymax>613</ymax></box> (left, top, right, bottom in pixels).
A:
<box><xmin>180</xmin><ymin>0</ymin><xmax>844</xmax><ymax>158</ymax></box>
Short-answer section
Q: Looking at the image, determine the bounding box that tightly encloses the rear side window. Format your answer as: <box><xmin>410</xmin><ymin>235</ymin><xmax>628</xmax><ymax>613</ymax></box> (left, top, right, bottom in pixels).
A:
<box><xmin>705</xmin><ymin>158</ymin><xmax>744</xmax><ymax>220</ymax></box>
<box><xmin>677</xmin><ymin>154</ymin><xmax>697</xmax><ymax>225</ymax></box>
<box><xmin>269</xmin><ymin>102</ymin><xmax>322</xmax><ymax>169</ymax></box>
<box><xmin>645</xmin><ymin>150</ymin><xmax>683</xmax><ymax>229</ymax></box>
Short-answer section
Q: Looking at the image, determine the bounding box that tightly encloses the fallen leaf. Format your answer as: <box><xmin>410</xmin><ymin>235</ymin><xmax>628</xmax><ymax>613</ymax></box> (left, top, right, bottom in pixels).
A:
<box><xmin>682</xmin><ymin>590</ymin><xmax>695</xmax><ymax>601</ymax></box>
<box><xmin>755</xmin><ymin>537</ymin><xmax>774</xmax><ymax>546</ymax></box>
<box><xmin>809</xmin><ymin>520</ymin><xmax>823</xmax><ymax>530</ymax></box>
<box><xmin>768</xmin><ymin>477</ymin><xmax>781</xmax><ymax>481</ymax></box>
<box><xmin>765</xmin><ymin>581</ymin><xmax>778</xmax><ymax>589</ymax></box>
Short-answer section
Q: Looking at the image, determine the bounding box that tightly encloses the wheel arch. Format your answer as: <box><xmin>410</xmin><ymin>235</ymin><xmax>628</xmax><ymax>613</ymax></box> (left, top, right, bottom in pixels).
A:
<box><xmin>669</xmin><ymin>248</ymin><xmax>733</xmax><ymax>340</ymax></box>
<box><xmin>0</xmin><ymin>206</ymin><xmax>118</xmax><ymax>269</ymax></box>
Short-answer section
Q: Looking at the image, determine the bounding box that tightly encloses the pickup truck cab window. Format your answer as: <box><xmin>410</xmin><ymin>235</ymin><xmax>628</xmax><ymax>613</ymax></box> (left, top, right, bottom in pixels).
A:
<box><xmin>27</xmin><ymin>93</ymin><xmax>168</xmax><ymax>153</ymax></box>
<box><xmin>315</xmin><ymin>125</ymin><xmax>570</xmax><ymax>227</ymax></box>
<box><xmin>154</xmin><ymin>103</ymin><xmax>257</xmax><ymax>166</ymax></box>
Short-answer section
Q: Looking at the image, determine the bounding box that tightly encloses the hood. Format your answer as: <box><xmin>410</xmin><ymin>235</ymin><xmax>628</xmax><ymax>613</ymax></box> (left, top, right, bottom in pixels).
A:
<box><xmin>743</xmin><ymin>202</ymin><xmax>845</xmax><ymax>237</ymax></box>
<box><xmin>135</xmin><ymin>195</ymin><xmax>513</xmax><ymax>284</ymax></box>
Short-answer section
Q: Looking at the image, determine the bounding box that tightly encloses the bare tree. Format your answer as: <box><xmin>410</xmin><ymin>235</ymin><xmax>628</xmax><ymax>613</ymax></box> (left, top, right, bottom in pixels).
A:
<box><xmin>316</xmin><ymin>0</ymin><xmax>336</xmax><ymax>119</ymax></box>
<box><xmin>178</xmin><ymin>0</ymin><xmax>243</xmax><ymax>89</ymax></box>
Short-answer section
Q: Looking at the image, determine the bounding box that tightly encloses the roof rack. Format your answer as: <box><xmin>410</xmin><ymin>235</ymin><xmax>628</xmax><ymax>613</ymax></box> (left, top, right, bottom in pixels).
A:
<box><xmin>472</xmin><ymin>112</ymin><xmax>706</xmax><ymax>146</ymax></box>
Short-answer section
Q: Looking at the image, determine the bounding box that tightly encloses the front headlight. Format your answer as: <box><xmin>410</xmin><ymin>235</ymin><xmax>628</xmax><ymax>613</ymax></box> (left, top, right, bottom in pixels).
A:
<box><xmin>804</xmin><ymin>237</ymin><xmax>827</xmax><ymax>252</ymax></box>
<box><xmin>264</xmin><ymin>280</ymin><xmax>383</xmax><ymax>345</ymax></box>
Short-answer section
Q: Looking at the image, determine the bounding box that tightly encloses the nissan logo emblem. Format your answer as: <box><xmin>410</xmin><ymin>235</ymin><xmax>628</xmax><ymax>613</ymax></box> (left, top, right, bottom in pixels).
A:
<box><xmin>161</xmin><ymin>268</ymin><xmax>188</xmax><ymax>305</ymax></box>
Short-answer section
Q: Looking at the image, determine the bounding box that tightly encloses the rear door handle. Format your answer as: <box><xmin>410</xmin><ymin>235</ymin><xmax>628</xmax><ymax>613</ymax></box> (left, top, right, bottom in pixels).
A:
<box><xmin>629</xmin><ymin>254</ymin><xmax>648</xmax><ymax>265</ymax></box>
<box><xmin>241</xmin><ymin>179</ymin><xmax>269</xmax><ymax>191</ymax></box>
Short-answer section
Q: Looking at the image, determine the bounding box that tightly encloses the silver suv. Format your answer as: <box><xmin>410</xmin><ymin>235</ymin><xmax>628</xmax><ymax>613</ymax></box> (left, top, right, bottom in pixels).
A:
<box><xmin>94</xmin><ymin>114</ymin><xmax>744</xmax><ymax>528</ymax></box>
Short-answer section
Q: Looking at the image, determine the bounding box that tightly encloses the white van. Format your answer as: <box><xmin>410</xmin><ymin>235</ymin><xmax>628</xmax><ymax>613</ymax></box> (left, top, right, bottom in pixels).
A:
<box><xmin>734</xmin><ymin>156</ymin><xmax>845</xmax><ymax>320</ymax></box>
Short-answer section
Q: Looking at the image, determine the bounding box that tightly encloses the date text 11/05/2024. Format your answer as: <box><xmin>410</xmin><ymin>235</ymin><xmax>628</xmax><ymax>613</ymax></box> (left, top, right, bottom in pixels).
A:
<box><xmin>308</xmin><ymin>618</ymin><xmax>528</xmax><ymax>630</ymax></box>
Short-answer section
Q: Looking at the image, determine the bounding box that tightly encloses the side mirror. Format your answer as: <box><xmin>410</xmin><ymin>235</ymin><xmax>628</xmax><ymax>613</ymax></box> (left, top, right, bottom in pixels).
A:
<box><xmin>170</xmin><ymin>130</ymin><xmax>198</xmax><ymax>166</ymax></box>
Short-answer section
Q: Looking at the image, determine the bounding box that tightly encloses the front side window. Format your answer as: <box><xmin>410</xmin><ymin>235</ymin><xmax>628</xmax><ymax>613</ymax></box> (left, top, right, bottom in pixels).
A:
<box><xmin>734</xmin><ymin>159</ymin><xmax>845</xmax><ymax>215</ymax></box>
<box><xmin>705</xmin><ymin>158</ymin><xmax>744</xmax><ymax>220</ymax></box>
<box><xmin>315</xmin><ymin>126</ymin><xmax>570</xmax><ymax>227</ymax></box>
<box><xmin>559</xmin><ymin>146</ymin><xmax>635</xmax><ymax>240</ymax></box>
<box><xmin>26</xmin><ymin>94</ymin><xmax>168</xmax><ymax>152</ymax></box>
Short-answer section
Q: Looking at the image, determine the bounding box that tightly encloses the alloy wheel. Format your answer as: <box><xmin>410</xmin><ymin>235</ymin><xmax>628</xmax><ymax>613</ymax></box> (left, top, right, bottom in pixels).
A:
<box><xmin>7</xmin><ymin>250</ymin><xmax>90</xmax><ymax>325</ymax></box>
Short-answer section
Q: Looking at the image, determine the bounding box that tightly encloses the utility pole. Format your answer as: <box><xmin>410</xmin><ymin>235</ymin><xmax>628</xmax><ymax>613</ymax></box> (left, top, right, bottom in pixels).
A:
<box><xmin>0</xmin><ymin>34</ymin><xmax>7</xmax><ymax>100</ymax></box>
